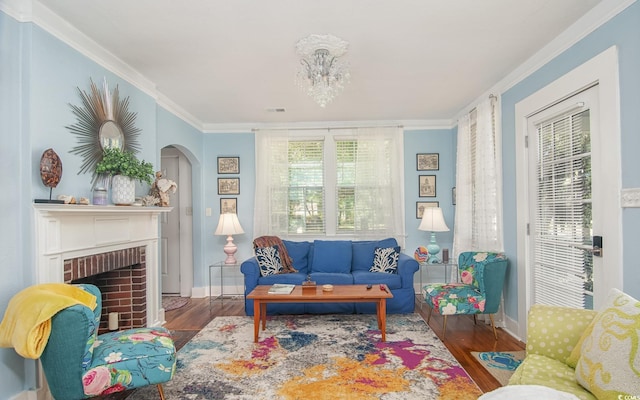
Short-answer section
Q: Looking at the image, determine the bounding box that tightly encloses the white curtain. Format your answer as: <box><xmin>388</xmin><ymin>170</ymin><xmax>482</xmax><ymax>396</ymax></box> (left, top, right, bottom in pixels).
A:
<box><xmin>351</xmin><ymin>126</ymin><xmax>405</xmax><ymax>247</ymax></box>
<box><xmin>254</xmin><ymin>129</ymin><xmax>291</xmax><ymax>238</ymax></box>
<box><xmin>253</xmin><ymin>127</ymin><xmax>405</xmax><ymax>248</ymax></box>
<box><xmin>453</xmin><ymin>96</ymin><xmax>505</xmax><ymax>325</ymax></box>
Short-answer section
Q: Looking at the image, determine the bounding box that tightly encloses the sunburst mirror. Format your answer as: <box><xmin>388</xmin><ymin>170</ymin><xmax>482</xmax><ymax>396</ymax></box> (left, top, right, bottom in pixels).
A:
<box><xmin>67</xmin><ymin>78</ymin><xmax>142</xmax><ymax>184</ymax></box>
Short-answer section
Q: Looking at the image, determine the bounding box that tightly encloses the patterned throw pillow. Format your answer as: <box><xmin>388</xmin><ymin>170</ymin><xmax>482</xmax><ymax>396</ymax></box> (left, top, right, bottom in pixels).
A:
<box><xmin>255</xmin><ymin>245</ymin><xmax>283</xmax><ymax>276</ymax></box>
<box><xmin>369</xmin><ymin>246</ymin><xmax>400</xmax><ymax>273</ymax></box>
<box><xmin>574</xmin><ymin>288</ymin><xmax>640</xmax><ymax>399</ymax></box>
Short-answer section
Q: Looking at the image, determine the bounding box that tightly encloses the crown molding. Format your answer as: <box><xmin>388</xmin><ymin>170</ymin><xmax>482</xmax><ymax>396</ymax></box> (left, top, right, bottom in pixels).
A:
<box><xmin>202</xmin><ymin>119</ymin><xmax>454</xmax><ymax>134</ymax></box>
<box><xmin>453</xmin><ymin>0</ymin><xmax>636</xmax><ymax>123</ymax></box>
<box><xmin>0</xmin><ymin>0</ymin><xmax>32</xmax><ymax>21</ymax></box>
<box><xmin>28</xmin><ymin>2</ymin><xmax>158</xmax><ymax>99</ymax></box>
<box><xmin>155</xmin><ymin>93</ymin><xmax>203</xmax><ymax>131</ymax></box>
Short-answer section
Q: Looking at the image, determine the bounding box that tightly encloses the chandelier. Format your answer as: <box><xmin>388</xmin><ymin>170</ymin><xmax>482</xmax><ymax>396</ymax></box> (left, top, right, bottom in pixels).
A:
<box><xmin>295</xmin><ymin>34</ymin><xmax>351</xmax><ymax>108</ymax></box>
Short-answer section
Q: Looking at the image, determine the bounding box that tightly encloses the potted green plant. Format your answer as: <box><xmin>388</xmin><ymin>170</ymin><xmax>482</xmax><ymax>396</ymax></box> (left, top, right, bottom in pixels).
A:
<box><xmin>95</xmin><ymin>147</ymin><xmax>154</xmax><ymax>205</ymax></box>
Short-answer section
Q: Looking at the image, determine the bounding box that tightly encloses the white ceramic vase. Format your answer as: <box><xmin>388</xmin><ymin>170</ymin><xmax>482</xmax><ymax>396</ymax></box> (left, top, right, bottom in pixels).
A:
<box><xmin>111</xmin><ymin>175</ymin><xmax>135</xmax><ymax>205</ymax></box>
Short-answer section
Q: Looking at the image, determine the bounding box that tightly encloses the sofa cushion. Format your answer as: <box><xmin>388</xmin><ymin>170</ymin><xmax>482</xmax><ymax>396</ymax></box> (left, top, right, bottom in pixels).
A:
<box><xmin>351</xmin><ymin>238</ymin><xmax>398</xmax><ymax>272</ymax></box>
<box><xmin>573</xmin><ymin>288</ymin><xmax>640</xmax><ymax>399</ymax></box>
<box><xmin>308</xmin><ymin>272</ymin><xmax>353</xmax><ymax>285</ymax></box>
<box><xmin>352</xmin><ymin>270</ymin><xmax>402</xmax><ymax>290</ymax></box>
<box><xmin>369</xmin><ymin>246</ymin><xmax>400</xmax><ymax>273</ymax></box>
<box><xmin>257</xmin><ymin>272</ymin><xmax>307</xmax><ymax>286</ymax></box>
<box><xmin>282</xmin><ymin>240</ymin><xmax>311</xmax><ymax>275</ymax></box>
<box><xmin>311</xmin><ymin>240</ymin><xmax>352</xmax><ymax>273</ymax></box>
<box><xmin>508</xmin><ymin>354</ymin><xmax>596</xmax><ymax>400</ymax></box>
<box><xmin>526</xmin><ymin>304</ymin><xmax>597</xmax><ymax>365</ymax></box>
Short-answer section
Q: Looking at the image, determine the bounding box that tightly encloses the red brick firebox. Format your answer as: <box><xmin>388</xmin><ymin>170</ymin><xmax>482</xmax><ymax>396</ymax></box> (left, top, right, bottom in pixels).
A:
<box><xmin>64</xmin><ymin>246</ymin><xmax>146</xmax><ymax>333</ymax></box>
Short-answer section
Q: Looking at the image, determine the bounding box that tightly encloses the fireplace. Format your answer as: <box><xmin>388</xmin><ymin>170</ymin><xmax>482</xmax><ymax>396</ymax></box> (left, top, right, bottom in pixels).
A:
<box><xmin>33</xmin><ymin>204</ymin><xmax>172</xmax><ymax>328</ymax></box>
<box><xmin>66</xmin><ymin>246</ymin><xmax>146</xmax><ymax>333</ymax></box>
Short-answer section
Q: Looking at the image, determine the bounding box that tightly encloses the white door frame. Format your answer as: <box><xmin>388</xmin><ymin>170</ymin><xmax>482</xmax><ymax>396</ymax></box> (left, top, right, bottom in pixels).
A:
<box><xmin>514</xmin><ymin>46</ymin><xmax>622</xmax><ymax>339</ymax></box>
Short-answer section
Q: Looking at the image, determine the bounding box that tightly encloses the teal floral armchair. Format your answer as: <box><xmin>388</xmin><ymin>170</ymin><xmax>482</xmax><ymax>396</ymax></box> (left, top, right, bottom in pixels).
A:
<box><xmin>40</xmin><ymin>284</ymin><xmax>176</xmax><ymax>399</ymax></box>
<box><xmin>423</xmin><ymin>251</ymin><xmax>508</xmax><ymax>339</ymax></box>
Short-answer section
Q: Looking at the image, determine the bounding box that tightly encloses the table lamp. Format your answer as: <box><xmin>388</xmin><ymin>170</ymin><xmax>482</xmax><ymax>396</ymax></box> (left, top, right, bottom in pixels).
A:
<box><xmin>215</xmin><ymin>213</ymin><xmax>245</xmax><ymax>264</ymax></box>
<box><xmin>418</xmin><ymin>207</ymin><xmax>450</xmax><ymax>264</ymax></box>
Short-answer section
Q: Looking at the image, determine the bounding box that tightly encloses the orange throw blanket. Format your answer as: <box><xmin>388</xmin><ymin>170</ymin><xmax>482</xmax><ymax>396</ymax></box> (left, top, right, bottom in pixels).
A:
<box><xmin>0</xmin><ymin>283</ymin><xmax>97</xmax><ymax>359</ymax></box>
<box><xmin>253</xmin><ymin>236</ymin><xmax>297</xmax><ymax>273</ymax></box>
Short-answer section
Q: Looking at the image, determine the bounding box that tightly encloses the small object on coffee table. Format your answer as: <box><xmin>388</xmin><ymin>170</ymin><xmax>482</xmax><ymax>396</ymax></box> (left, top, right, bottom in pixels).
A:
<box><xmin>302</xmin><ymin>275</ymin><xmax>317</xmax><ymax>292</ymax></box>
<box><xmin>322</xmin><ymin>284</ymin><xmax>334</xmax><ymax>292</ymax></box>
<box><xmin>268</xmin><ymin>284</ymin><xmax>295</xmax><ymax>294</ymax></box>
<box><xmin>366</xmin><ymin>284</ymin><xmax>372</xmax><ymax>290</ymax></box>
<box><xmin>380</xmin><ymin>284</ymin><xmax>388</xmax><ymax>293</ymax></box>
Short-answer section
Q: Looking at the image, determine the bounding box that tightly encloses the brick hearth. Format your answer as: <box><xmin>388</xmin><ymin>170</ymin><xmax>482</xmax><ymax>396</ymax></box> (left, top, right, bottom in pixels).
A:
<box><xmin>65</xmin><ymin>246</ymin><xmax>146</xmax><ymax>333</ymax></box>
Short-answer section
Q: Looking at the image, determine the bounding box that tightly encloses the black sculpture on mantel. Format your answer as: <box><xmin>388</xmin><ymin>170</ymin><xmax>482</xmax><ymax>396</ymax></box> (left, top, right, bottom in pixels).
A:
<box><xmin>34</xmin><ymin>148</ymin><xmax>65</xmax><ymax>204</ymax></box>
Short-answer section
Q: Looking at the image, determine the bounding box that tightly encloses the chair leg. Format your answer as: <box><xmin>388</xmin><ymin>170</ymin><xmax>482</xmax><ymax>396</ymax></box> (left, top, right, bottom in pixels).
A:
<box><xmin>157</xmin><ymin>384</ymin><xmax>166</xmax><ymax>400</ymax></box>
<box><xmin>489</xmin><ymin>314</ymin><xmax>498</xmax><ymax>340</ymax></box>
<box><xmin>426</xmin><ymin>303</ymin><xmax>433</xmax><ymax>324</ymax></box>
<box><xmin>442</xmin><ymin>315</ymin><xmax>447</xmax><ymax>339</ymax></box>
<box><xmin>473</xmin><ymin>314</ymin><xmax>477</xmax><ymax>325</ymax></box>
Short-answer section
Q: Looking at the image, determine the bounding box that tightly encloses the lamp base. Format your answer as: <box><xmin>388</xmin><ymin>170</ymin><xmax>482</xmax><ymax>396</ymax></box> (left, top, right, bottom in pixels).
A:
<box><xmin>223</xmin><ymin>235</ymin><xmax>238</xmax><ymax>264</ymax></box>
<box><xmin>426</xmin><ymin>232</ymin><xmax>441</xmax><ymax>264</ymax></box>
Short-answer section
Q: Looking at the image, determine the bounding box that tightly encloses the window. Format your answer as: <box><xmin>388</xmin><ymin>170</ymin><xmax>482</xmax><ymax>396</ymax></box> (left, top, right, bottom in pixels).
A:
<box><xmin>255</xmin><ymin>127</ymin><xmax>404</xmax><ymax>245</ymax></box>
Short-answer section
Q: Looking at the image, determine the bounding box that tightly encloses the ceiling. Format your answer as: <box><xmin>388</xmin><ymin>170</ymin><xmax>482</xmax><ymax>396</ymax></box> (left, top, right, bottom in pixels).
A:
<box><xmin>34</xmin><ymin>0</ymin><xmax>604</xmax><ymax>130</ymax></box>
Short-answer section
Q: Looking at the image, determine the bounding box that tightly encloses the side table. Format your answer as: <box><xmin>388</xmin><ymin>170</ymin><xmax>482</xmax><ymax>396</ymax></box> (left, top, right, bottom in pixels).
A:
<box><xmin>209</xmin><ymin>261</ymin><xmax>241</xmax><ymax>309</ymax></box>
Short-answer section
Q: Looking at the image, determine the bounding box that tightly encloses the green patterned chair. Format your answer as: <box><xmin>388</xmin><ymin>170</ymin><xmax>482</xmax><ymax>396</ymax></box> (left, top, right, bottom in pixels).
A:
<box><xmin>508</xmin><ymin>289</ymin><xmax>640</xmax><ymax>400</ymax></box>
<box><xmin>423</xmin><ymin>251</ymin><xmax>508</xmax><ymax>339</ymax></box>
<box><xmin>40</xmin><ymin>284</ymin><xmax>176</xmax><ymax>399</ymax></box>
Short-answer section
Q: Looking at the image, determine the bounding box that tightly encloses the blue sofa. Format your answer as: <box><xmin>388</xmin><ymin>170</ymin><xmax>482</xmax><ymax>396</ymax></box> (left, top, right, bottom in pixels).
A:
<box><xmin>240</xmin><ymin>238</ymin><xmax>419</xmax><ymax>316</ymax></box>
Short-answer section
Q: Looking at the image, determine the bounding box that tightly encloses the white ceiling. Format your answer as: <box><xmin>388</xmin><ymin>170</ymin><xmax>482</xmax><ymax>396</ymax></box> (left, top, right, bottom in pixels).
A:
<box><xmin>30</xmin><ymin>0</ymin><xmax>607</xmax><ymax>130</ymax></box>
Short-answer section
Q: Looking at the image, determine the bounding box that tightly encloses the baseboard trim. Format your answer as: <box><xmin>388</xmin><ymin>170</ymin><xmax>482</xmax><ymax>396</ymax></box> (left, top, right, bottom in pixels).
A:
<box><xmin>503</xmin><ymin>314</ymin><xmax>523</xmax><ymax>343</ymax></box>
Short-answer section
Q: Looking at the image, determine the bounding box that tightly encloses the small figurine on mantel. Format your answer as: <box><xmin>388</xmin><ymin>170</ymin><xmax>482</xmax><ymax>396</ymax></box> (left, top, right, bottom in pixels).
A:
<box><xmin>149</xmin><ymin>171</ymin><xmax>177</xmax><ymax>207</ymax></box>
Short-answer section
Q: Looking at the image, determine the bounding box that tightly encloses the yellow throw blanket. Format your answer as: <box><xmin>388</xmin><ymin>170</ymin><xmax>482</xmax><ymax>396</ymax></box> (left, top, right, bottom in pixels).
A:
<box><xmin>0</xmin><ymin>283</ymin><xmax>97</xmax><ymax>359</ymax></box>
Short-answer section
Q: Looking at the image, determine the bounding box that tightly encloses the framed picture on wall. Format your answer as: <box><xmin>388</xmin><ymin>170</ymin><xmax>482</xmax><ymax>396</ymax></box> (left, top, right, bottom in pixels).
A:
<box><xmin>217</xmin><ymin>156</ymin><xmax>240</xmax><ymax>174</ymax></box>
<box><xmin>417</xmin><ymin>153</ymin><xmax>439</xmax><ymax>171</ymax></box>
<box><xmin>419</xmin><ymin>175</ymin><xmax>436</xmax><ymax>197</ymax></box>
<box><xmin>416</xmin><ymin>201</ymin><xmax>439</xmax><ymax>219</ymax></box>
<box><xmin>218</xmin><ymin>178</ymin><xmax>240</xmax><ymax>195</ymax></box>
<box><xmin>220</xmin><ymin>197</ymin><xmax>237</xmax><ymax>214</ymax></box>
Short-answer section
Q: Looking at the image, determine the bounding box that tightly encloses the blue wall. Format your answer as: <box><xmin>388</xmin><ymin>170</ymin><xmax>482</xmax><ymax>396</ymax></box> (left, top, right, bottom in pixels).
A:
<box><xmin>501</xmin><ymin>1</ymin><xmax>640</xmax><ymax>319</ymax></box>
<box><xmin>403</xmin><ymin>129</ymin><xmax>457</xmax><ymax>257</ymax></box>
<box><xmin>0</xmin><ymin>10</ymin><xmax>32</xmax><ymax>398</ymax></box>
<box><xmin>202</xmin><ymin>132</ymin><xmax>255</xmax><ymax>285</ymax></box>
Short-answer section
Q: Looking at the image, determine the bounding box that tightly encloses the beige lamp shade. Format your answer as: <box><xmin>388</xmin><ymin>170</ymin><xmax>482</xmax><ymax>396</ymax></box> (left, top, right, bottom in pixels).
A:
<box><xmin>215</xmin><ymin>213</ymin><xmax>245</xmax><ymax>236</ymax></box>
<box><xmin>215</xmin><ymin>213</ymin><xmax>244</xmax><ymax>264</ymax></box>
<box><xmin>417</xmin><ymin>207</ymin><xmax>449</xmax><ymax>264</ymax></box>
<box><xmin>418</xmin><ymin>207</ymin><xmax>450</xmax><ymax>232</ymax></box>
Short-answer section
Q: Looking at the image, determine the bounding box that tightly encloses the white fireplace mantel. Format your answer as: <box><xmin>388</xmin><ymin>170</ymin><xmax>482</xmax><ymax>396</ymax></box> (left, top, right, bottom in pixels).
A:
<box><xmin>33</xmin><ymin>204</ymin><xmax>172</xmax><ymax>327</ymax></box>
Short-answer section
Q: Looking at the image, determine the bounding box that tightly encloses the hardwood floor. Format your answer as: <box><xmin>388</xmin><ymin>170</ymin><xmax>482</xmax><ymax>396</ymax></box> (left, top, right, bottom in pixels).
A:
<box><xmin>162</xmin><ymin>295</ymin><xmax>525</xmax><ymax>395</ymax></box>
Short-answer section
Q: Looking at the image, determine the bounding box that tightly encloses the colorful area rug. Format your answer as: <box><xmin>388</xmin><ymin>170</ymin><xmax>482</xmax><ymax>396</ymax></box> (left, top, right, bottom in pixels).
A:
<box><xmin>129</xmin><ymin>314</ymin><xmax>482</xmax><ymax>399</ymax></box>
<box><xmin>471</xmin><ymin>351</ymin><xmax>525</xmax><ymax>386</ymax></box>
<box><xmin>162</xmin><ymin>296</ymin><xmax>190</xmax><ymax>311</ymax></box>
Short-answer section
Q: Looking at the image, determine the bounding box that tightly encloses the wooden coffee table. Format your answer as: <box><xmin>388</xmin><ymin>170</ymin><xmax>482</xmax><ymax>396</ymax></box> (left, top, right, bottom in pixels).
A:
<box><xmin>246</xmin><ymin>284</ymin><xmax>393</xmax><ymax>342</ymax></box>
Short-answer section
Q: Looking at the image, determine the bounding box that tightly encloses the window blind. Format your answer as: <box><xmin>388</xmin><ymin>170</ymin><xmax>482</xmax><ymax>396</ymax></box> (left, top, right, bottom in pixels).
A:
<box><xmin>287</xmin><ymin>140</ymin><xmax>325</xmax><ymax>233</ymax></box>
<box><xmin>336</xmin><ymin>139</ymin><xmax>392</xmax><ymax>233</ymax></box>
<box><xmin>533</xmin><ymin>109</ymin><xmax>592</xmax><ymax>308</ymax></box>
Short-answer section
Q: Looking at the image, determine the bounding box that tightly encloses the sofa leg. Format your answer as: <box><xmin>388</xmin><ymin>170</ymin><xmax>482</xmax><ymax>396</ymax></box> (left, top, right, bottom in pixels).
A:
<box><xmin>489</xmin><ymin>314</ymin><xmax>498</xmax><ymax>340</ymax></box>
<box><xmin>157</xmin><ymin>384</ymin><xmax>166</xmax><ymax>400</ymax></box>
